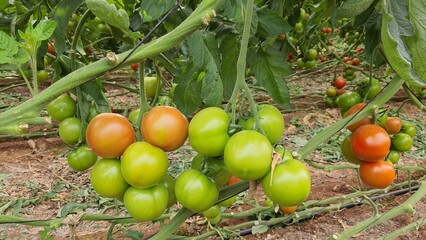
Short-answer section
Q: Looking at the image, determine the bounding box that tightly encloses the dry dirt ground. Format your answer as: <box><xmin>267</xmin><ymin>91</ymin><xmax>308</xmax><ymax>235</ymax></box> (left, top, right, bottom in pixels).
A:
<box><xmin>0</xmin><ymin>67</ymin><xmax>425</xmax><ymax>240</ymax></box>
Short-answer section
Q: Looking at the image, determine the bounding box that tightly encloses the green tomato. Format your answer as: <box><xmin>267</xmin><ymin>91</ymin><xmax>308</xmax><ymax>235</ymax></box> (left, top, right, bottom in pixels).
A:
<box><xmin>189</xmin><ymin>107</ymin><xmax>229</xmax><ymax>157</ymax></box>
<box><xmin>401</xmin><ymin>122</ymin><xmax>416</xmax><ymax>137</ymax></box>
<box><xmin>357</xmin><ymin>78</ymin><xmax>381</xmax><ymax>100</ymax></box>
<box><xmin>37</xmin><ymin>70</ymin><xmax>49</xmax><ymax>83</ymax></box>
<box><xmin>275</xmin><ymin>146</ymin><xmax>293</xmax><ymax>162</ymax></box>
<box><xmin>336</xmin><ymin>92</ymin><xmax>362</xmax><ymax>112</ymax></box>
<box><xmin>67</xmin><ymin>145</ymin><xmax>97</xmax><ymax>171</ymax></box>
<box><xmin>145</xmin><ymin>76</ymin><xmax>162</xmax><ymax>98</ymax></box>
<box><xmin>296</xmin><ymin>58</ymin><xmax>305</xmax><ymax>68</ymax></box>
<box><xmin>128</xmin><ymin>108</ymin><xmax>140</xmax><ymax>125</ymax></box>
<box><xmin>260</xmin><ymin>159</ymin><xmax>311</xmax><ymax>207</ymax></box>
<box><xmin>191</xmin><ymin>154</ymin><xmax>231</xmax><ymax>187</ymax></box>
<box><xmin>90</xmin><ymin>158</ymin><xmax>129</xmax><ymax>198</ymax></box>
<box><xmin>346</xmin><ymin>74</ymin><xmax>356</xmax><ymax>81</ymax></box>
<box><xmin>391</xmin><ymin>133</ymin><xmax>413</xmax><ymax>152</ymax></box>
<box><xmin>87</xmin><ymin>104</ymin><xmax>100</xmax><ymax>122</ymax></box>
<box><xmin>387</xmin><ymin>150</ymin><xmax>400</xmax><ymax>164</ymax></box>
<box><xmin>224</xmin><ymin>130</ymin><xmax>273</xmax><ymax>180</ymax></box>
<box><xmin>341</xmin><ymin>135</ymin><xmax>362</xmax><ymax>165</ymax></box>
<box><xmin>160</xmin><ymin>174</ymin><xmax>177</xmax><ymax>208</ymax></box>
<box><xmin>306</xmin><ymin>49</ymin><xmax>318</xmax><ymax>61</ymax></box>
<box><xmin>58</xmin><ymin>117</ymin><xmax>82</xmax><ymax>145</ymax></box>
<box><xmin>305</xmin><ymin>60</ymin><xmax>317</xmax><ymax>69</ymax></box>
<box><xmin>124</xmin><ymin>184</ymin><xmax>168</xmax><ymax>222</ymax></box>
<box><xmin>219</xmin><ymin>196</ymin><xmax>237</xmax><ymax>207</ymax></box>
<box><xmin>207</xmin><ymin>213</ymin><xmax>221</xmax><ymax>225</ymax></box>
<box><xmin>244</xmin><ymin>104</ymin><xmax>285</xmax><ymax>145</ymax></box>
<box><xmin>157</xmin><ymin>96</ymin><xmax>174</xmax><ymax>106</ymax></box>
<box><xmin>47</xmin><ymin>94</ymin><xmax>76</xmax><ymax>121</ymax></box>
<box><xmin>175</xmin><ymin>169</ymin><xmax>219</xmax><ymax>212</ymax></box>
<box><xmin>202</xmin><ymin>205</ymin><xmax>221</xmax><ymax>219</ymax></box>
<box><xmin>326</xmin><ymin>87</ymin><xmax>337</xmax><ymax>97</ymax></box>
<box><xmin>121</xmin><ymin>141</ymin><xmax>169</xmax><ymax>188</ymax></box>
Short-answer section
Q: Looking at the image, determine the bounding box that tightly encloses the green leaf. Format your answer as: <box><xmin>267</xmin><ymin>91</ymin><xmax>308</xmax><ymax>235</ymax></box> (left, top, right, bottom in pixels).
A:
<box><xmin>86</xmin><ymin>0</ymin><xmax>130</xmax><ymax>34</ymax></box>
<box><xmin>58</xmin><ymin>202</ymin><xmax>84</xmax><ymax>217</ymax></box>
<box><xmin>220</xmin><ymin>35</ymin><xmax>239</xmax><ymax>99</ymax></box>
<box><xmin>14</xmin><ymin>48</ymin><xmax>30</xmax><ymax>64</ymax></box>
<box><xmin>124</xmin><ymin>230</ymin><xmax>144</xmax><ymax>240</ymax></box>
<box><xmin>173</xmin><ymin>62</ymin><xmax>203</xmax><ymax>116</ymax></box>
<box><xmin>353</xmin><ymin>0</ymin><xmax>379</xmax><ymax>28</ymax></box>
<box><xmin>0</xmin><ymin>31</ymin><xmax>19</xmax><ymax>58</ymax></box>
<box><xmin>223</xmin><ymin>0</ymin><xmax>258</xmax><ymax>36</ymax></box>
<box><xmin>252</xmin><ymin>224</ymin><xmax>269</xmax><ymax>234</ymax></box>
<box><xmin>140</xmin><ymin>0</ymin><xmax>175</xmax><ymax>22</ymax></box>
<box><xmin>381</xmin><ymin>0</ymin><xmax>426</xmax><ymax>91</ymax></box>
<box><xmin>251</xmin><ymin>47</ymin><xmax>292</xmax><ymax>109</ymax></box>
<box><xmin>187</xmin><ymin>31</ymin><xmax>223</xmax><ymax>107</ymax></box>
<box><xmin>257</xmin><ymin>9</ymin><xmax>292</xmax><ymax>38</ymax></box>
<box><xmin>33</xmin><ymin>20</ymin><xmax>57</xmax><ymax>41</ymax></box>
<box><xmin>312</xmin><ymin>0</ymin><xmax>336</xmax><ymax>24</ymax></box>
<box><xmin>336</xmin><ymin>0</ymin><xmax>375</xmax><ymax>20</ymax></box>
<box><xmin>49</xmin><ymin>0</ymin><xmax>85</xmax><ymax>55</ymax></box>
<box><xmin>364</xmin><ymin>12</ymin><xmax>384</xmax><ymax>65</ymax></box>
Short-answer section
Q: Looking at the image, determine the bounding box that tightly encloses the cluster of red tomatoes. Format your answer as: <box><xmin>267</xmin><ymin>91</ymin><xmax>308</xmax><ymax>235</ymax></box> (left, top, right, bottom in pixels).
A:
<box><xmin>53</xmin><ymin>102</ymin><xmax>312</xmax><ymax>222</ymax></box>
<box><xmin>341</xmin><ymin>103</ymin><xmax>416</xmax><ymax>189</ymax></box>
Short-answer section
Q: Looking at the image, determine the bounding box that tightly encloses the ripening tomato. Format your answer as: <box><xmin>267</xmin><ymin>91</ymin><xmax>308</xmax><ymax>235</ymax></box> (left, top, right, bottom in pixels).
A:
<box><xmin>351</xmin><ymin>57</ymin><xmax>360</xmax><ymax>66</ymax></box>
<box><xmin>261</xmin><ymin>159</ymin><xmax>311</xmax><ymax>207</ymax></box>
<box><xmin>280</xmin><ymin>205</ymin><xmax>297</xmax><ymax>214</ymax></box>
<box><xmin>341</xmin><ymin>135</ymin><xmax>362</xmax><ymax>165</ymax></box>
<box><xmin>121</xmin><ymin>142</ymin><xmax>169</xmax><ymax>188</ymax></box>
<box><xmin>175</xmin><ymin>169</ymin><xmax>219</xmax><ymax>212</ymax></box>
<box><xmin>326</xmin><ymin>87</ymin><xmax>337</xmax><ymax>97</ymax></box>
<box><xmin>47</xmin><ymin>42</ymin><xmax>55</xmax><ymax>55</ymax></box>
<box><xmin>130</xmin><ymin>63</ymin><xmax>139</xmax><ymax>71</ymax></box>
<box><xmin>343</xmin><ymin>103</ymin><xmax>372</xmax><ymax>132</ymax></box>
<box><xmin>224</xmin><ymin>130</ymin><xmax>273</xmax><ymax>180</ymax></box>
<box><xmin>189</xmin><ymin>107</ymin><xmax>229</xmax><ymax>157</ymax></box>
<box><xmin>67</xmin><ymin>145</ymin><xmax>97</xmax><ymax>171</ymax></box>
<box><xmin>141</xmin><ymin>106</ymin><xmax>188</xmax><ymax>152</ymax></box>
<box><xmin>124</xmin><ymin>184</ymin><xmax>168</xmax><ymax>222</ymax></box>
<box><xmin>351</xmin><ymin>124</ymin><xmax>391</xmax><ymax>162</ymax></box>
<box><xmin>383</xmin><ymin>117</ymin><xmax>402</xmax><ymax>134</ymax></box>
<box><xmin>47</xmin><ymin>94</ymin><xmax>76</xmax><ymax>121</ymax></box>
<box><xmin>342</xmin><ymin>56</ymin><xmax>350</xmax><ymax>63</ymax></box>
<box><xmin>359</xmin><ymin>160</ymin><xmax>395</xmax><ymax>188</ymax></box>
<box><xmin>90</xmin><ymin>158</ymin><xmax>129</xmax><ymax>198</ymax></box>
<box><xmin>86</xmin><ymin>113</ymin><xmax>135</xmax><ymax>158</ymax></box>
<box><xmin>226</xmin><ymin>175</ymin><xmax>241</xmax><ymax>185</ymax></box>
<box><xmin>335</xmin><ymin>77</ymin><xmax>346</xmax><ymax>89</ymax></box>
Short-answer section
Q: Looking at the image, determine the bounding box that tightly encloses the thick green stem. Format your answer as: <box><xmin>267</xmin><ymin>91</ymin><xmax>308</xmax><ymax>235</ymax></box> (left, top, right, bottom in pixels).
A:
<box><xmin>402</xmin><ymin>83</ymin><xmax>426</xmax><ymax>111</ymax></box>
<box><xmin>329</xmin><ymin>180</ymin><xmax>426</xmax><ymax>239</ymax></box>
<box><xmin>380</xmin><ymin>216</ymin><xmax>426</xmax><ymax>240</ymax></box>
<box><xmin>31</xmin><ymin>55</ymin><xmax>38</xmax><ymax>95</ymax></box>
<box><xmin>70</xmin><ymin>9</ymin><xmax>92</xmax><ymax>71</ymax></box>
<box><xmin>149</xmin><ymin>208</ymin><xmax>194</xmax><ymax>240</ymax></box>
<box><xmin>0</xmin><ymin>0</ymin><xmax>223</xmax><ymax>127</ymax></box>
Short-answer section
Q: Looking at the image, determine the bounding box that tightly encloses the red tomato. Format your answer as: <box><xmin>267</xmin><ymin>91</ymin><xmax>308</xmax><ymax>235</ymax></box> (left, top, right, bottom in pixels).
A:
<box><xmin>335</xmin><ymin>77</ymin><xmax>346</xmax><ymax>89</ymax></box>
<box><xmin>47</xmin><ymin>42</ymin><xmax>55</xmax><ymax>55</ymax></box>
<box><xmin>141</xmin><ymin>106</ymin><xmax>188</xmax><ymax>152</ymax></box>
<box><xmin>130</xmin><ymin>63</ymin><xmax>139</xmax><ymax>71</ymax></box>
<box><xmin>359</xmin><ymin>161</ymin><xmax>395</xmax><ymax>188</ymax></box>
<box><xmin>342</xmin><ymin>56</ymin><xmax>350</xmax><ymax>63</ymax></box>
<box><xmin>326</xmin><ymin>27</ymin><xmax>332</xmax><ymax>33</ymax></box>
<box><xmin>321</xmin><ymin>27</ymin><xmax>327</xmax><ymax>33</ymax></box>
<box><xmin>86</xmin><ymin>113</ymin><xmax>135</xmax><ymax>158</ymax></box>
<box><xmin>226</xmin><ymin>175</ymin><xmax>241</xmax><ymax>185</ymax></box>
<box><xmin>351</xmin><ymin>124</ymin><xmax>391</xmax><ymax>162</ymax></box>
<box><xmin>352</xmin><ymin>57</ymin><xmax>360</xmax><ymax>66</ymax></box>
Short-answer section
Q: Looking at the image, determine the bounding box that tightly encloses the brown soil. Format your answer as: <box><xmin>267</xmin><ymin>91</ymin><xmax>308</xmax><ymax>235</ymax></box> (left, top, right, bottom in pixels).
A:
<box><xmin>0</xmin><ymin>68</ymin><xmax>425</xmax><ymax>240</ymax></box>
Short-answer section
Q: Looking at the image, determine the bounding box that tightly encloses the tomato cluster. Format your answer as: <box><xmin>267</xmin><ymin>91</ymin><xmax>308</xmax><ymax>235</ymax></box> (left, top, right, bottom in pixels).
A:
<box><xmin>341</xmin><ymin>106</ymin><xmax>417</xmax><ymax>189</ymax></box>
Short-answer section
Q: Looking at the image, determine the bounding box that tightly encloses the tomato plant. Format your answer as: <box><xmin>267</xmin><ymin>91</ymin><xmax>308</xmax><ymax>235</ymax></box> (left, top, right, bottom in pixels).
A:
<box><xmin>86</xmin><ymin>113</ymin><xmax>135</xmax><ymax>158</ymax></box>
<box><xmin>47</xmin><ymin>94</ymin><xmax>76</xmax><ymax>121</ymax></box>
<box><xmin>121</xmin><ymin>141</ymin><xmax>169</xmax><ymax>189</ymax></box>
<box><xmin>124</xmin><ymin>184</ymin><xmax>168</xmax><ymax>222</ymax></box>
<box><xmin>174</xmin><ymin>169</ymin><xmax>218</xmax><ymax>213</ymax></box>
<box><xmin>189</xmin><ymin>107</ymin><xmax>229</xmax><ymax>157</ymax></box>
<box><xmin>351</xmin><ymin>124</ymin><xmax>391</xmax><ymax>162</ymax></box>
<box><xmin>359</xmin><ymin>161</ymin><xmax>395</xmax><ymax>189</ymax></box>
<box><xmin>67</xmin><ymin>145</ymin><xmax>97</xmax><ymax>171</ymax></box>
<box><xmin>90</xmin><ymin>158</ymin><xmax>129</xmax><ymax>199</ymax></box>
<box><xmin>261</xmin><ymin>159</ymin><xmax>311</xmax><ymax>207</ymax></box>
<box><xmin>141</xmin><ymin>106</ymin><xmax>188</xmax><ymax>152</ymax></box>
<box><xmin>224</xmin><ymin>130</ymin><xmax>273</xmax><ymax>180</ymax></box>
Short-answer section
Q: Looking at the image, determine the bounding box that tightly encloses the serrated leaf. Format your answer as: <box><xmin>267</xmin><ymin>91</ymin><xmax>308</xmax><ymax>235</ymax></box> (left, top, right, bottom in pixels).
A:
<box><xmin>220</xmin><ymin>36</ymin><xmax>239</xmax><ymax>99</ymax></box>
<box><xmin>33</xmin><ymin>20</ymin><xmax>56</xmax><ymax>41</ymax></box>
<box><xmin>140</xmin><ymin>0</ymin><xmax>175</xmax><ymax>22</ymax></box>
<box><xmin>252</xmin><ymin>225</ymin><xmax>269</xmax><ymax>234</ymax></box>
<box><xmin>251</xmin><ymin>47</ymin><xmax>291</xmax><ymax>109</ymax></box>
<box><xmin>223</xmin><ymin>0</ymin><xmax>257</xmax><ymax>36</ymax></box>
<box><xmin>49</xmin><ymin>0</ymin><xmax>84</xmax><ymax>55</ymax></box>
<box><xmin>381</xmin><ymin>0</ymin><xmax>426</xmax><ymax>91</ymax></box>
<box><xmin>86</xmin><ymin>0</ymin><xmax>130</xmax><ymax>33</ymax></box>
<box><xmin>406</xmin><ymin>0</ymin><xmax>426</xmax><ymax>83</ymax></box>
<box><xmin>0</xmin><ymin>31</ymin><xmax>19</xmax><ymax>58</ymax></box>
<box><xmin>257</xmin><ymin>9</ymin><xmax>292</xmax><ymax>38</ymax></box>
